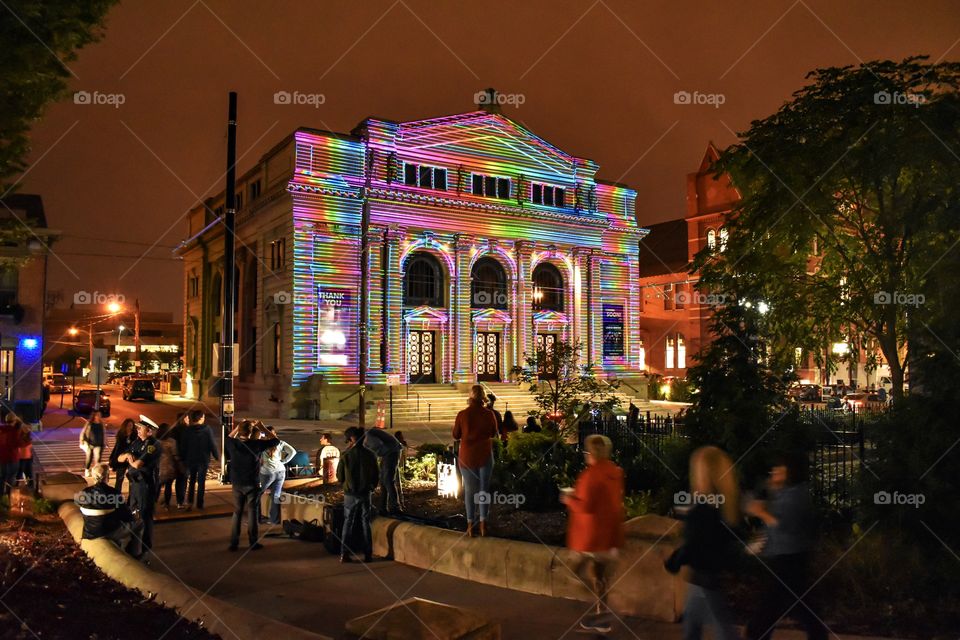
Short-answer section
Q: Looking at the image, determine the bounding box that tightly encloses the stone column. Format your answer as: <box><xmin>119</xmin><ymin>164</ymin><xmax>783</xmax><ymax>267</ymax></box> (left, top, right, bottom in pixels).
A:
<box><xmin>587</xmin><ymin>250</ymin><xmax>604</xmax><ymax>366</ymax></box>
<box><xmin>384</xmin><ymin>226</ymin><xmax>403</xmax><ymax>378</ymax></box>
<box><xmin>366</xmin><ymin>226</ymin><xmax>386</xmax><ymax>383</ymax></box>
<box><xmin>453</xmin><ymin>234</ymin><xmax>474</xmax><ymax>383</ymax></box>
<box><xmin>515</xmin><ymin>241</ymin><xmax>535</xmax><ymax>367</ymax></box>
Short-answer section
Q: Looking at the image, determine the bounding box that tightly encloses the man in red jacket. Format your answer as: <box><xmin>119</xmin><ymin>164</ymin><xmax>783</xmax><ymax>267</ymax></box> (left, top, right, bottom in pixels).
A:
<box><xmin>561</xmin><ymin>434</ymin><xmax>625</xmax><ymax>634</ymax></box>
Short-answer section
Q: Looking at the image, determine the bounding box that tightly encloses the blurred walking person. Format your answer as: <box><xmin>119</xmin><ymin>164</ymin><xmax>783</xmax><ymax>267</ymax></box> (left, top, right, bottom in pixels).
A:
<box><xmin>16</xmin><ymin>420</ymin><xmax>33</xmax><ymax>486</ymax></box>
<box><xmin>0</xmin><ymin>414</ymin><xmax>20</xmax><ymax>494</ymax></box>
<box><xmin>664</xmin><ymin>446</ymin><xmax>740</xmax><ymax>640</ymax></box>
<box><xmin>79</xmin><ymin>411</ymin><xmax>106</xmax><ymax>477</ymax></box>
<box><xmin>561</xmin><ymin>434</ymin><xmax>625</xmax><ymax>635</ymax></box>
<box><xmin>337</xmin><ymin>427</ymin><xmax>379</xmax><ymax>562</ymax></box>
<box><xmin>453</xmin><ymin>385</ymin><xmax>499</xmax><ymax>537</ymax></box>
<box><xmin>745</xmin><ymin>452</ymin><xmax>828</xmax><ymax>640</ymax></box>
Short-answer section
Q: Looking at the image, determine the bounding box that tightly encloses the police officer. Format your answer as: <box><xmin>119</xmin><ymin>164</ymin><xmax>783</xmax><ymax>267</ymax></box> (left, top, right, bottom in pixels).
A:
<box><xmin>118</xmin><ymin>415</ymin><xmax>161</xmax><ymax>553</ymax></box>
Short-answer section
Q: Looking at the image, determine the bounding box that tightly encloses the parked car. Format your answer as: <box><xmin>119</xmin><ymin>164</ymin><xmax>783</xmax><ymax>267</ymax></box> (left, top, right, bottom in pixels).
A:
<box><xmin>44</xmin><ymin>373</ymin><xmax>73</xmax><ymax>394</ymax></box>
<box><xmin>73</xmin><ymin>389</ymin><xmax>111</xmax><ymax>416</ymax></box>
<box><xmin>788</xmin><ymin>383</ymin><xmax>822</xmax><ymax>403</ymax></box>
<box><xmin>122</xmin><ymin>378</ymin><xmax>156</xmax><ymax>402</ymax></box>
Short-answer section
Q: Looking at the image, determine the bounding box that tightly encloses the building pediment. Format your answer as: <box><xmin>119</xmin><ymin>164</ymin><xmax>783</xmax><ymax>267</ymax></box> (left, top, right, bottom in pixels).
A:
<box><xmin>388</xmin><ymin>112</ymin><xmax>596</xmax><ymax>182</ymax></box>
<box><xmin>404</xmin><ymin>305</ymin><xmax>449</xmax><ymax>324</ymax></box>
<box><xmin>471</xmin><ymin>308</ymin><xmax>513</xmax><ymax>325</ymax></box>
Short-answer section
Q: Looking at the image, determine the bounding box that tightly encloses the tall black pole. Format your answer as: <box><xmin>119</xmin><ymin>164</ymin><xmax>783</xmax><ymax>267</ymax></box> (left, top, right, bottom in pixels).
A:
<box><xmin>220</xmin><ymin>91</ymin><xmax>238</xmax><ymax>478</ymax></box>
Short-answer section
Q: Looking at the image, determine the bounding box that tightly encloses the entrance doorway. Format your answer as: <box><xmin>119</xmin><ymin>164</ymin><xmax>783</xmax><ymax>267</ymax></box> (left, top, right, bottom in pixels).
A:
<box><xmin>475</xmin><ymin>332</ymin><xmax>500</xmax><ymax>382</ymax></box>
<box><xmin>407</xmin><ymin>330</ymin><xmax>436</xmax><ymax>383</ymax></box>
<box><xmin>536</xmin><ymin>333</ymin><xmax>558</xmax><ymax>380</ymax></box>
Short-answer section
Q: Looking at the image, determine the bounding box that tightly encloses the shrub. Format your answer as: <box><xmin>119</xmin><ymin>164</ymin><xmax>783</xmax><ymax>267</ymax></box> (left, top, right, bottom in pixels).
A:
<box><xmin>493</xmin><ymin>432</ymin><xmax>583</xmax><ymax>510</ymax></box>
<box><xmin>623</xmin><ymin>492</ymin><xmax>652</xmax><ymax>518</ymax></box>
<box><xmin>32</xmin><ymin>498</ymin><xmax>55</xmax><ymax>515</ymax></box>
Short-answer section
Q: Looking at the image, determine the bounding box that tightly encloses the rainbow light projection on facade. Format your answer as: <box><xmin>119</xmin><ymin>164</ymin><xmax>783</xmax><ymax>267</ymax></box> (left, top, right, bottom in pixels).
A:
<box><xmin>281</xmin><ymin>109</ymin><xmax>646</xmax><ymax>388</ymax></box>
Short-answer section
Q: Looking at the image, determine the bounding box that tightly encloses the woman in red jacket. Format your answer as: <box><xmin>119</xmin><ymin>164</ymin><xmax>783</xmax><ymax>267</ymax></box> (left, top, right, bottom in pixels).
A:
<box><xmin>561</xmin><ymin>434</ymin><xmax>625</xmax><ymax>634</ymax></box>
<box><xmin>452</xmin><ymin>385</ymin><xmax>499</xmax><ymax>537</ymax></box>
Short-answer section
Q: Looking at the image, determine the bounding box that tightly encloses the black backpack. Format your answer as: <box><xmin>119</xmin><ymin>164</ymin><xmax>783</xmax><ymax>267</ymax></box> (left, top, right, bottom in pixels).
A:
<box><xmin>282</xmin><ymin>518</ymin><xmax>325</xmax><ymax>543</ymax></box>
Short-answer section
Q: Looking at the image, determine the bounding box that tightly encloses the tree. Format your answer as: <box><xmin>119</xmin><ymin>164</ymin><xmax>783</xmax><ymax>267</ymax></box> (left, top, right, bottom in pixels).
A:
<box><xmin>699</xmin><ymin>57</ymin><xmax>960</xmax><ymax>400</ymax></box>
<box><xmin>511</xmin><ymin>339</ymin><xmax>620</xmax><ymax>435</ymax></box>
<box><xmin>1</xmin><ymin>1</ymin><xmax>117</xmax><ymax>188</ymax></box>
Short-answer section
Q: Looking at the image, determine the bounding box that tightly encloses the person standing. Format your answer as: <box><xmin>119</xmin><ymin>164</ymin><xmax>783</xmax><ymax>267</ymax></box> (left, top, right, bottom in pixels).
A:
<box><xmin>157</xmin><ymin>424</ymin><xmax>186</xmax><ymax>510</ymax></box>
<box><xmin>0</xmin><ymin>414</ymin><xmax>20</xmax><ymax>494</ymax></box>
<box><xmin>500</xmin><ymin>411</ymin><xmax>519</xmax><ymax>442</ymax></box>
<box><xmin>258</xmin><ymin>429</ymin><xmax>296</xmax><ymax>525</ymax></box>
<box><xmin>336</xmin><ymin>427</ymin><xmax>379</xmax><ymax>562</ymax></box>
<box><xmin>664</xmin><ymin>446</ymin><xmax>741</xmax><ymax>640</ymax></box>
<box><xmin>118</xmin><ymin>417</ymin><xmax>161</xmax><ymax>554</ymax></box>
<box><xmin>745</xmin><ymin>453</ymin><xmax>828</xmax><ymax>640</ymax></box>
<box><xmin>225</xmin><ymin>420</ymin><xmax>279</xmax><ymax>551</ymax></box>
<box><xmin>523</xmin><ymin>415</ymin><xmax>542</xmax><ymax>433</ymax></box>
<box><xmin>561</xmin><ymin>434</ymin><xmax>626</xmax><ymax>635</ymax></box>
<box><xmin>180</xmin><ymin>410</ymin><xmax>219</xmax><ymax>510</ymax></box>
<box><xmin>452</xmin><ymin>385</ymin><xmax>499</xmax><ymax>537</ymax></box>
<box><xmin>79</xmin><ymin>411</ymin><xmax>106</xmax><ymax>477</ymax></box>
<box><xmin>17</xmin><ymin>421</ymin><xmax>33</xmax><ymax>486</ymax></box>
<box><xmin>486</xmin><ymin>393</ymin><xmax>504</xmax><ymax>439</ymax></box>
<box><xmin>361</xmin><ymin>426</ymin><xmax>404</xmax><ymax>514</ymax></box>
<box><xmin>109</xmin><ymin>419</ymin><xmax>137</xmax><ymax>493</ymax></box>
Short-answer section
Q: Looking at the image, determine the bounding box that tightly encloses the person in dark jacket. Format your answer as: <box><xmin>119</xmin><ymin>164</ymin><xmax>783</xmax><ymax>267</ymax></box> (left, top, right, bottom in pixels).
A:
<box><xmin>523</xmin><ymin>415</ymin><xmax>541</xmax><ymax>433</ymax></box>
<box><xmin>745</xmin><ymin>453</ymin><xmax>827</xmax><ymax>640</ymax></box>
<box><xmin>361</xmin><ymin>426</ymin><xmax>403</xmax><ymax>514</ymax></box>
<box><xmin>118</xmin><ymin>417</ymin><xmax>162</xmax><ymax>553</ymax></box>
<box><xmin>109</xmin><ymin>419</ymin><xmax>137</xmax><ymax>493</ymax></box>
<box><xmin>486</xmin><ymin>394</ymin><xmax>504</xmax><ymax>438</ymax></box>
<box><xmin>225</xmin><ymin>420</ymin><xmax>279</xmax><ymax>551</ymax></box>
<box><xmin>336</xmin><ymin>427</ymin><xmax>379</xmax><ymax>563</ymax></box>
<box><xmin>665</xmin><ymin>446</ymin><xmax>741</xmax><ymax>640</ymax></box>
<box><xmin>76</xmin><ymin>463</ymin><xmax>144</xmax><ymax>558</ymax></box>
<box><xmin>180</xmin><ymin>410</ymin><xmax>219</xmax><ymax>510</ymax></box>
<box><xmin>500</xmin><ymin>410</ymin><xmax>519</xmax><ymax>441</ymax></box>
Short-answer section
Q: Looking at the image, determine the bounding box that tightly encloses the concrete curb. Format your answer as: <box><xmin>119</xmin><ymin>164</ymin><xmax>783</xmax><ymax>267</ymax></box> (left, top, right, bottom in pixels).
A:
<box><xmin>58</xmin><ymin>503</ymin><xmax>332</xmax><ymax>640</ymax></box>
<box><xmin>278</xmin><ymin>495</ymin><xmax>684</xmax><ymax>622</ymax></box>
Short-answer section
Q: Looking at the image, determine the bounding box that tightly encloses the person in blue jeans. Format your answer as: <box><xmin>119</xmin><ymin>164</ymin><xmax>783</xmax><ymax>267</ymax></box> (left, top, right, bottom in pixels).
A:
<box><xmin>336</xmin><ymin>427</ymin><xmax>379</xmax><ymax>562</ymax></box>
<box><xmin>452</xmin><ymin>385</ymin><xmax>499</xmax><ymax>537</ymax></box>
<box><xmin>258</xmin><ymin>429</ymin><xmax>296</xmax><ymax>524</ymax></box>
<box><xmin>179</xmin><ymin>410</ymin><xmax>219</xmax><ymax>510</ymax></box>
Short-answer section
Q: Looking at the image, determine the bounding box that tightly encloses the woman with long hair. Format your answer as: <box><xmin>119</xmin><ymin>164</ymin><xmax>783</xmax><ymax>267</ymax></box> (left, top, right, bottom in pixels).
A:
<box><xmin>665</xmin><ymin>446</ymin><xmax>741</xmax><ymax>640</ymax></box>
<box><xmin>500</xmin><ymin>411</ymin><xmax>519</xmax><ymax>441</ymax></box>
<box><xmin>258</xmin><ymin>426</ymin><xmax>296</xmax><ymax>524</ymax></box>
<box><xmin>452</xmin><ymin>384</ymin><xmax>499</xmax><ymax>537</ymax></box>
<box><xmin>157</xmin><ymin>423</ymin><xmax>185</xmax><ymax>509</ymax></box>
<box><xmin>109</xmin><ymin>418</ymin><xmax>138</xmax><ymax>492</ymax></box>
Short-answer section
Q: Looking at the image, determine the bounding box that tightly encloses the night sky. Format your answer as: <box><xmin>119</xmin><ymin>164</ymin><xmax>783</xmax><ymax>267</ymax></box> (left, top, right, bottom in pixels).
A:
<box><xmin>20</xmin><ymin>0</ymin><xmax>960</xmax><ymax>315</ymax></box>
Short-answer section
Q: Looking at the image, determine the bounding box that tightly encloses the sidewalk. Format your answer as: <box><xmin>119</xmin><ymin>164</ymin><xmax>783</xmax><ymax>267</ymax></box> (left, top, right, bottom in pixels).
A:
<box><xmin>148</xmin><ymin>517</ymin><xmax>889</xmax><ymax>640</ymax></box>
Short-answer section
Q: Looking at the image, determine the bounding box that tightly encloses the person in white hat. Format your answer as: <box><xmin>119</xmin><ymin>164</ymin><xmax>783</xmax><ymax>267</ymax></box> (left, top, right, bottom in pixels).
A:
<box><xmin>117</xmin><ymin>415</ymin><xmax>161</xmax><ymax>553</ymax></box>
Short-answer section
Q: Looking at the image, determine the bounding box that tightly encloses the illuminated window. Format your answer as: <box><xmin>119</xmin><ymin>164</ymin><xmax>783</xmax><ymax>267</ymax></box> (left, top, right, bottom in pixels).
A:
<box><xmin>471</xmin><ymin>173</ymin><xmax>511</xmax><ymax>200</ymax></box>
<box><xmin>532</xmin><ymin>262</ymin><xmax>564</xmax><ymax>311</ymax></box>
<box><xmin>471</xmin><ymin>257</ymin><xmax>507</xmax><ymax>309</ymax></box>
<box><xmin>666</xmin><ymin>337</ymin><xmax>675</xmax><ymax>369</ymax></box>
<box><xmin>706</xmin><ymin>228</ymin><xmax>716</xmax><ymax>249</ymax></box>
<box><xmin>677</xmin><ymin>335</ymin><xmax>686</xmax><ymax>369</ymax></box>
<box><xmin>404</xmin><ymin>252</ymin><xmax>444</xmax><ymax>307</ymax></box>
<box><xmin>532</xmin><ymin>183</ymin><xmax>565</xmax><ymax>207</ymax></box>
<box><xmin>639</xmin><ymin>340</ymin><xmax>646</xmax><ymax>370</ymax></box>
<box><xmin>404</xmin><ymin>163</ymin><xmax>447</xmax><ymax>190</ymax></box>
<box><xmin>718</xmin><ymin>227</ymin><xmax>729</xmax><ymax>252</ymax></box>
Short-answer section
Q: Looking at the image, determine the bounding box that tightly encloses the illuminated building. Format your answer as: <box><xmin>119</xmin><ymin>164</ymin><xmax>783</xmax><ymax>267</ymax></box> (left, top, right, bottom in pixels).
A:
<box><xmin>178</xmin><ymin>92</ymin><xmax>647</xmax><ymax>415</ymax></box>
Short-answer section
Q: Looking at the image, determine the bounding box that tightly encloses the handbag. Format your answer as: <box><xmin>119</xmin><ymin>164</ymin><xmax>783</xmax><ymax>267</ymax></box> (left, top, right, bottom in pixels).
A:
<box><xmin>282</xmin><ymin>518</ymin><xmax>325</xmax><ymax>543</ymax></box>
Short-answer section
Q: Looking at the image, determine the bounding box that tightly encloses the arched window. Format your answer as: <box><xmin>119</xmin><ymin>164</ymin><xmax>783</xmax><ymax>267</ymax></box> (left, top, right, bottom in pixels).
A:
<box><xmin>666</xmin><ymin>336</ymin><xmax>675</xmax><ymax>369</ymax></box>
<box><xmin>706</xmin><ymin>228</ymin><xmax>717</xmax><ymax>249</ymax></box>
<box><xmin>718</xmin><ymin>227</ymin><xmax>729</xmax><ymax>252</ymax></box>
<box><xmin>532</xmin><ymin>262</ymin><xmax>564</xmax><ymax>312</ymax></box>
<box><xmin>471</xmin><ymin>257</ymin><xmax>507</xmax><ymax>309</ymax></box>
<box><xmin>677</xmin><ymin>334</ymin><xmax>686</xmax><ymax>369</ymax></box>
<box><xmin>404</xmin><ymin>252</ymin><xmax>444</xmax><ymax>307</ymax></box>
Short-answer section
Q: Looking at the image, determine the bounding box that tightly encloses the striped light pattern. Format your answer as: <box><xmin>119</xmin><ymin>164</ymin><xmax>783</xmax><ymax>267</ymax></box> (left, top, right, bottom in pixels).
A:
<box><xmin>282</xmin><ymin>110</ymin><xmax>646</xmax><ymax>388</ymax></box>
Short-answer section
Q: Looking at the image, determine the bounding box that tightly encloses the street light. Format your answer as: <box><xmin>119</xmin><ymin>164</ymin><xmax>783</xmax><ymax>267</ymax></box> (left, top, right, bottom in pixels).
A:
<box><xmin>107</xmin><ymin>301</ymin><xmax>122</xmax><ymax>314</ymax></box>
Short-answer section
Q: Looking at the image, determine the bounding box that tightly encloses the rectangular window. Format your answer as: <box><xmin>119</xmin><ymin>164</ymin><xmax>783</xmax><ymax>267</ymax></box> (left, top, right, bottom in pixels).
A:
<box><xmin>531</xmin><ymin>183</ymin><xmax>565</xmax><ymax>207</ymax></box>
<box><xmin>187</xmin><ymin>275</ymin><xmax>199</xmax><ymax>299</ymax></box>
<box><xmin>270</xmin><ymin>238</ymin><xmax>286</xmax><ymax>271</ymax></box>
<box><xmin>675</xmin><ymin>283</ymin><xmax>685</xmax><ymax>309</ymax></box>
<box><xmin>677</xmin><ymin>337</ymin><xmax>686</xmax><ymax>369</ymax></box>
<box><xmin>272</xmin><ymin>323</ymin><xmax>281</xmax><ymax>374</ymax></box>
<box><xmin>249</xmin><ymin>180</ymin><xmax>261</xmax><ymax>200</ymax></box>
<box><xmin>0</xmin><ymin>269</ymin><xmax>18</xmax><ymax>308</ymax></box>
<box><xmin>663</xmin><ymin>283</ymin><xmax>674</xmax><ymax>311</ymax></box>
<box><xmin>472</xmin><ymin>173</ymin><xmax>512</xmax><ymax>200</ymax></box>
<box><xmin>235</xmin><ymin>193</ymin><xmax>243</xmax><ymax>211</ymax></box>
<box><xmin>403</xmin><ymin>163</ymin><xmax>447</xmax><ymax>190</ymax></box>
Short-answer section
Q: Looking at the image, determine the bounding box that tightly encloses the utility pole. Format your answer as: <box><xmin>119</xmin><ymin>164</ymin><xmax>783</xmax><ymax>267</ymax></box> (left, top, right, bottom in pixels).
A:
<box><xmin>219</xmin><ymin>91</ymin><xmax>238</xmax><ymax>479</ymax></box>
<box><xmin>358</xmin><ymin>145</ymin><xmax>373</xmax><ymax>427</ymax></box>
<box><xmin>134</xmin><ymin>298</ymin><xmax>141</xmax><ymax>374</ymax></box>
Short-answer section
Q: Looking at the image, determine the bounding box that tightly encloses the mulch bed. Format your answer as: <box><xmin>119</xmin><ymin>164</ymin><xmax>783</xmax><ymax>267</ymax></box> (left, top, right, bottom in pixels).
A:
<box><xmin>0</xmin><ymin>512</ymin><xmax>218</xmax><ymax>640</ymax></box>
<box><xmin>292</xmin><ymin>481</ymin><xmax>569</xmax><ymax>546</ymax></box>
